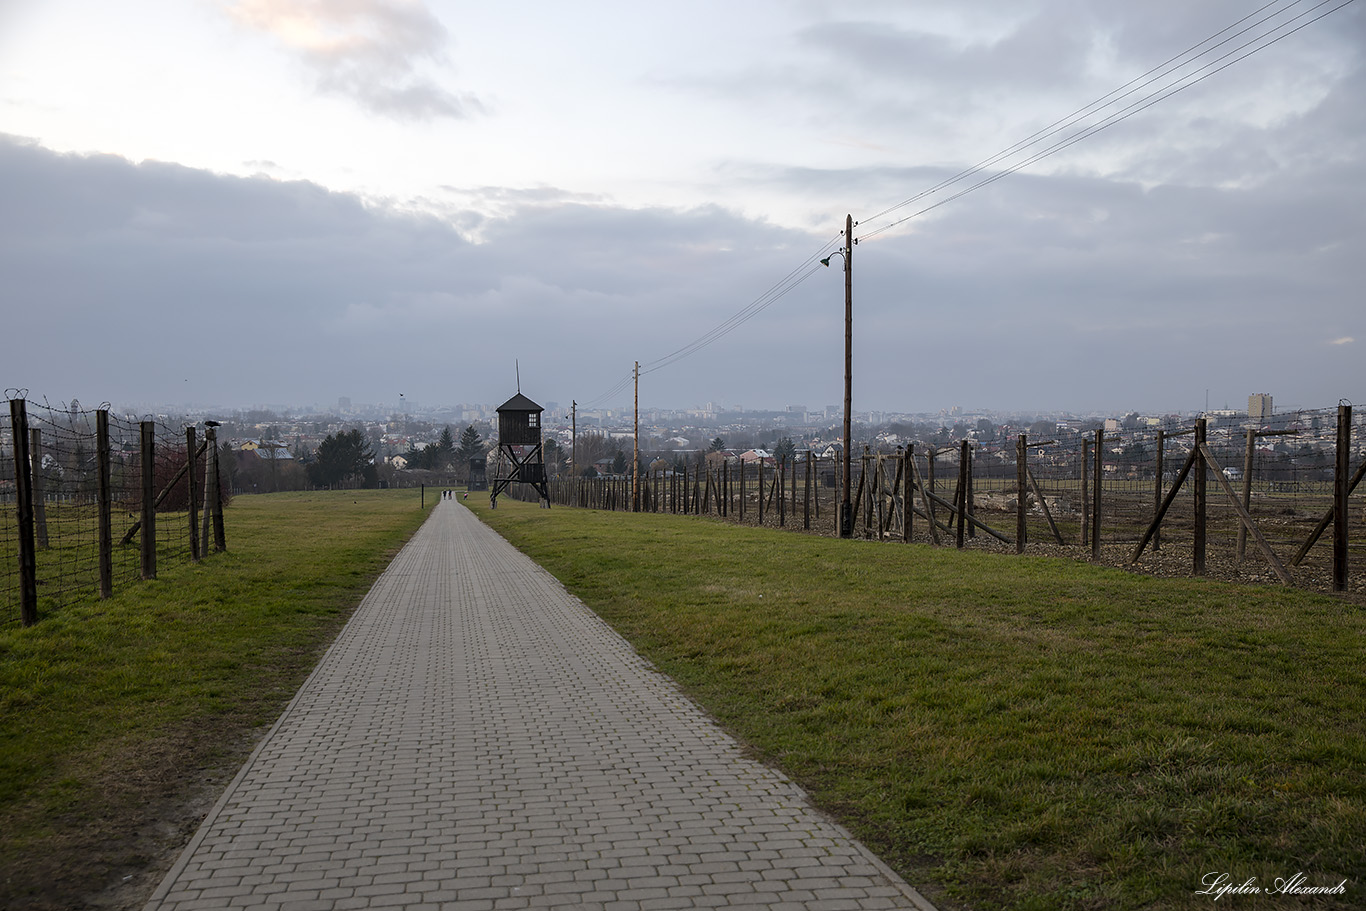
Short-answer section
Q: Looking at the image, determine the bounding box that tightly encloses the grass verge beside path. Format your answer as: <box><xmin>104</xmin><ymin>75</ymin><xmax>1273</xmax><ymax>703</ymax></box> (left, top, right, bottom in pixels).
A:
<box><xmin>0</xmin><ymin>489</ymin><xmax>433</xmax><ymax>911</ymax></box>
<box><xmin>470</xmin><ymin>497</ymin><xmax>1364</xmax><ymax>911</ymax></box>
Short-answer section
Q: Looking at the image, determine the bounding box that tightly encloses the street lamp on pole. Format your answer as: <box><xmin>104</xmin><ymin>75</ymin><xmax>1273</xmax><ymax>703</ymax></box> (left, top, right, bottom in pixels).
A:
<box><xmin>821</xmin><ymin>214</ymin><xmax>855</xmax><ymax>538</ymax></box>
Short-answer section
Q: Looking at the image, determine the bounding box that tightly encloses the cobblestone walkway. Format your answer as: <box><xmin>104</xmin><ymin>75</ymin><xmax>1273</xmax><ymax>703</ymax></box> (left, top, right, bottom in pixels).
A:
<box><xmin>143</xmin><ymin>500</ymin><xmax>936</xmax><ymax>910</ymax></box>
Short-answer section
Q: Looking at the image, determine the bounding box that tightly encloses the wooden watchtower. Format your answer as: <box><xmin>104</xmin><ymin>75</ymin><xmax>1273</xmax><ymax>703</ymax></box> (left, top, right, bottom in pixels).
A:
<box><xmin>467</xmin><ymin>456</ymin><xmax>487</xmax><ymax>491</ymax></box>
<box><xmin>490</xmin><ymin>392</ymin><xmax>550</xmax><ymax>508</ymax></box>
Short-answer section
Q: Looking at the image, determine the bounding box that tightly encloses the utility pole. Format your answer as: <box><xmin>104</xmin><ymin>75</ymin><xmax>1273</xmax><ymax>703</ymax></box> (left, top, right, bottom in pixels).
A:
<box><xmin>820</xmin><ymin>214</ymin><xmax>856</xmax><ymax>538</ymax></box>
<box><xmin>571</xmin><ymin>400</ymin><xmax>577</xmax><ymax>482</ymax></box>
<box><xmin>633</xmin><ymin>361</ymin><xmax>640</xmax><ymax>512</ymax></box>
<box><xmin>841</xmin><ymin>214</ymin><xmax>854</xmax><ymax>538</ymax></box>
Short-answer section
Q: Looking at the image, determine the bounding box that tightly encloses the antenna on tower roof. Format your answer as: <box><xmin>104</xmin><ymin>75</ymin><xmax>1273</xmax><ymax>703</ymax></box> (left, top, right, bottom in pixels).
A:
<box><xmin>516</xmin><ymin>360</ymin><xmax>521</xmax><ymax>393</ymax></box>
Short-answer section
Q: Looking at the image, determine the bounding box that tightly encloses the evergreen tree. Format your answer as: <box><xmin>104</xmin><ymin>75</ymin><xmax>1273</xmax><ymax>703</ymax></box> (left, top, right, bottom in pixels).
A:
<box><xmin>454</xmin><ymin>424</ymin><xmax>485</xmax><ymax>481</ymax></box>
<box><xmin>307</xmin><ymin>429</ymin><xmax>377</xmax><ymax>487</ymax></box>
<box><xmin>403</xmin><ymin>444</ymin><xmax>428</xmax><ymax>470</ymax></box>
<box><xmin>456</xmin><ymin>425</ymin><xmax>484</xmax><ymax>463</ymax></box>
<box><xmin>434</xmin><ymin>426</ymin><xmax>457</xmax><ymax>469</ymax></box>
<box><xmin>773</xmin><ymin>437</ymin><xmax>796</xmax><ymax>464</ymax></box>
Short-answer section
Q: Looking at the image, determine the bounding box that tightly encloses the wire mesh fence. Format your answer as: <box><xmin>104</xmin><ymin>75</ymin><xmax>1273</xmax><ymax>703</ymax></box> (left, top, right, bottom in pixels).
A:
<box><xmin>959</xmin><ymin>407</ymin><xmax>1359</xmax><ymax>588</ymax></box>
<box><xmin>2</xmin><ymin>398</ymin><xmax>228</xmax><ymax>626</ymax></box>
<box><xmin>500</xmin><ymin>403</ymin><xmax>1364</xmax><ymax>596</ymax></box>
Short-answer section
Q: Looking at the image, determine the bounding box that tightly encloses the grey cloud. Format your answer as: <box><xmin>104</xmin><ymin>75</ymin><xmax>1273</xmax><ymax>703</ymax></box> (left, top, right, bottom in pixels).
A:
<box><xmin>2</xmin><ymin>128</ymin><xmax>1361</xmax><ymax>416</ymax></box>
<box><xmin>229</xmin><ymin>0</ymin><xmax>484</xmax><ymax>122</ymax></box>
<box><xmin>0</xmin><ymin>136</ymin><xmax>812</xmax><ymax>410</ymax></box>
<box><xmin>690</xmin><ymin>1</ymin><xmax>1364</xmax><ymax>198</ymax></box>
<box><xmin>796</xmin><ymin>11</ymin><xmax>1092</xmax><ymax>96</ymax></box>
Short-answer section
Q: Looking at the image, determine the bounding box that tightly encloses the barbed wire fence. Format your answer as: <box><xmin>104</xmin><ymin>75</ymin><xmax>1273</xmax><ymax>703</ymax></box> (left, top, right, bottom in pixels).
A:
<box><xmin>953</xmin><ymin>405</ymin><xmax>1361</xmax><ymax>591</ymax></box>
<box><xmin>2</xmin><ymin>396</ymin><xmax>228</xmax><ymax>627</ymax></box>
<box><xmin>505</xmin><ymin>402</ymin><xmax>1363</xmax><ymax>596</ymax></box>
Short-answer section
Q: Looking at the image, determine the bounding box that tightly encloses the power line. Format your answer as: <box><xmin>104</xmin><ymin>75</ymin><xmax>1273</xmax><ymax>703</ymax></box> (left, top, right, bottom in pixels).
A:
<box><xmin>859</xmin><ymin>0</ymin><xmax>1309</xmax><ymax>229</ymax></box>
<box><xmin>579</xmin><ymin>0</ymin><xmax>1356</xmax><ymax>405</ymax></box>
<box><xmin>639</xmin><ymin>232</ymin><xmax>844</xmax><ymax>377</ymax></box>
<box><xmin>579</xmin><ymin>232</ymin><xmax>842</xmax><ymax>404</ymax></box>
<box><xmin>580</xmin><ymin>372</ymin><xmax>635</xmax><ymax>409</ymax></box>
<box><xmin>859</xmin><ymin>0</ymin><xmax>1357</xmax><ymax>241</ymax></box>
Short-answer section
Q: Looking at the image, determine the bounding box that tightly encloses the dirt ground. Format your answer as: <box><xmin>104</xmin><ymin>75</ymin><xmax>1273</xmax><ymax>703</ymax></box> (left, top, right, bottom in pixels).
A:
<box><xmin>1</xmin><ymin>721</ymin><xmax>267</xmax><ymax>911</ymax></box>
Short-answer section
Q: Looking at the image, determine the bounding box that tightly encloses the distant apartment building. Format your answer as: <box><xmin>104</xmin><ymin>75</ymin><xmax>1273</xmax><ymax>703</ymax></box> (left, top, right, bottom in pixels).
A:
<box><xmin>1248</xmin><ymin>393</ymin><xmax>1273</xmax><ymax>421</ymax></box>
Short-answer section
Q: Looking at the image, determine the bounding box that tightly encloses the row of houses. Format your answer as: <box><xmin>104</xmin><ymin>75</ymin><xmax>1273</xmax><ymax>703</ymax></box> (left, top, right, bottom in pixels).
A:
<box><xmin>585</xmin><ymin>445</ymin><xmax>853</xmax><ymax>479</ymax></box>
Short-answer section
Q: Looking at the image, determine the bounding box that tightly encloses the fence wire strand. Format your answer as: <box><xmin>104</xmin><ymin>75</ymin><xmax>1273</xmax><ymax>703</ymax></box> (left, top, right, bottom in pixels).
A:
<box><xmin>504</xmin><ymin>405</ymin><xmax>1362</xmax><ymax>595</ymax></box>
<box><xmin>2</xmin><ymin>400</ymin><xmax>218</xmax><ymax>624</ymax></box>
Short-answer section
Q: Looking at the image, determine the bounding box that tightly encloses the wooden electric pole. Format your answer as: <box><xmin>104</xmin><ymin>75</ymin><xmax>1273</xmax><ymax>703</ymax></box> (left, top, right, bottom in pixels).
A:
<box><xmin>841</xmin><ymin>213</ymin><xmax>854</xmax><ymax>538</ymax></box>
<box><xmin>633</xmin><ymin>362</ymin><xmax>640</xmax><ymax>512</ymax></box>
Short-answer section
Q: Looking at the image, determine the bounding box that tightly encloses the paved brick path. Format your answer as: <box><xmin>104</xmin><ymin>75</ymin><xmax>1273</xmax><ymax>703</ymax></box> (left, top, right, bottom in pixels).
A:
<box><xmin>143</xmin><ymin>501</ymin><xmax>936</xmax><ymax>910</ymax></box>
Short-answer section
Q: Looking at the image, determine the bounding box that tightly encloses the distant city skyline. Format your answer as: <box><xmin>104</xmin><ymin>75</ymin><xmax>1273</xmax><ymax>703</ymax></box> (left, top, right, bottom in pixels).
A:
<box><xmin>90</xmin><ymin>389</ymin><xmax>1310</xmax><ymax>427</ymax></box>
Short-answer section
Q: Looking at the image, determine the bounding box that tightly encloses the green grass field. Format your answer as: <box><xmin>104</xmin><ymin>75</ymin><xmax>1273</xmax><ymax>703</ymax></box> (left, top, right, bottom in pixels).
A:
<box><xmin>0</xmin><ymin>489</ymin><xmax>433</xmax><ymax>910</ymax></box>
<box><xmin>470</xmin><ymin>496</ymin><xmax>1364</xmax><ymax>911</ymax></box>
<box><xmin>2</xmin><ymin>489</ymin><xmax>1361</xmax><ymax>910</ymax></box>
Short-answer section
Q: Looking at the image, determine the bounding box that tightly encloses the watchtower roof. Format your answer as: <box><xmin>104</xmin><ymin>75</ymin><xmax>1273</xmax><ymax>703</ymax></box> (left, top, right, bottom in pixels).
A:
<box><xmin>497</xmin><ymin>393</ymin><xmax>543</xmax><ymax>413</ymax></box>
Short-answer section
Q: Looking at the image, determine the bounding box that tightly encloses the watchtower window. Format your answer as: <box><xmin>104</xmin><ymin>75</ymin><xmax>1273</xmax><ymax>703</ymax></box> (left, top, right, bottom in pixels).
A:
<box><xmin>528</xmin><ymin>413</ymin><xmax>539</xmax><ymax>429</ymax></box>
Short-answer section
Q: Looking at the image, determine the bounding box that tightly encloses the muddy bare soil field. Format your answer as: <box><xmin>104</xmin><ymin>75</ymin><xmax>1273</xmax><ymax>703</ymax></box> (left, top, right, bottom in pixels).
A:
<box><xmin>3</xmin><ymin>724</ymin><xmax>263</xmax><ymax>911</ymax></box>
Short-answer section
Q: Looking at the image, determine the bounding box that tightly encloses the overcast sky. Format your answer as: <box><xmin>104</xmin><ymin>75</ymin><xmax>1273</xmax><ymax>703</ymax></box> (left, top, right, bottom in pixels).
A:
<box><xmin>2</xmin><ymin>0</ymin><xmax>1362</xmax><ymax>418</ymax></box>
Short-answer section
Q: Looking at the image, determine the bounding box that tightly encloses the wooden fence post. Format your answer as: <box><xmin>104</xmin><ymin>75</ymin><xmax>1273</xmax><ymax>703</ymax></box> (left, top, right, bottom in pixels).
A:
<box><xmin>140</xmin><ymin>421</ymin><xmax>156</xmax><ymax>579</ymax></box>
<box><xmin>1153</xmin><ymin>429</ymin><xmax>1164</xmax><ymax>552</ymax></box>
<box><xmin>1092</xmin><ymin>429</ymin><xmax>1103</xmax><ymax>559</ymax></box>
<box><xmin>1237</xmin><ymin>427</ymin><xmax>1255</xmax><ymax>562</ymax></box>
<box><xmin>1193</xmin><ymin>419</ymin><xmax>1207</xmax><ymax>576</ymax></box>
<box><xmin>187</xmin><ymin>427</ymin><xmax>201</xmax><ymax>562</ymax></box>
<box><xmin>1015</xmin><ymin>435</ymin><xmax>1027</xmax><ymax>553</ymax></box>
<box><xmin>208</xmin><ymin>427</ymin><xmax>226</xmax><ymax>553</ymax></box>
<box><xmin>1334</xmin><ymin>404</ymin><xmax>1351</xmax><ymax>592</ymax></box>
<box><xmin>804</xmin><ymin>452</ymin><xmax>812</xmax><ymax>531</ymax></box>
<box><xmin>97</xmin><ymin>410</ymin><xmax>113</xmax><ymax>599</ymax></box>
<box><xmin>957</xmin><ymin>442</ymin><xmax>970</xmax><ymax>549</ymax></box>
<box><xmin>10</xmin><ymin>399</ymin><xmax>39</xmax><ymax>625</ymax></box>
<box><xmin>874</xmin><ymin>456</ymin><xmax>885</xmax><ymax>538</ymax></box>
<box><xmin>966</xmin><ymin>444</ymin><xmax>976</xmax><ymax>540</ymax></box>
<box><xmin>862</xmin><ymin>449</ymin><xmax>873</xmax><ymax>537</ymax></box>
<box><xmin>903</xmin><ymin>446</ymin><xmax>913</xmax><ymax>543</ymax></box>
<box><xmin>1081</xmin><ymin>440</ymin><xmax>1090</xmax><ymax>549</ymax></box>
